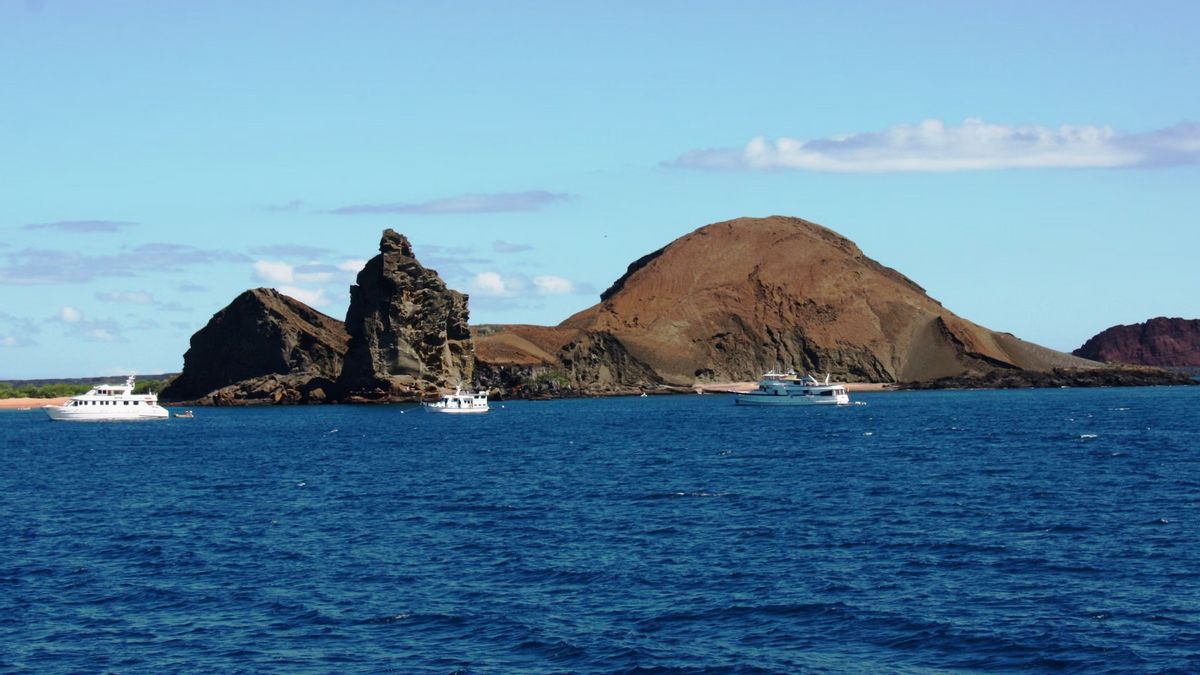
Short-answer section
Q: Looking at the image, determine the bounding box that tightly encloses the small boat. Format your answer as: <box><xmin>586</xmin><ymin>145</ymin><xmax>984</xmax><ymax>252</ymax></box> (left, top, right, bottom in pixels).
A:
<box><xmin>735</xmin><ymin>370</ymin><xmax>850</xmax><ymax>406</ymax></box>
<box><xmin>423</xmin><ymin>384</ymin><xmax>489</xmax><ymax>414</ymax></box>
<box><xmin>174</xmin><ymin>410</ymin><xmax>194</xmax><ymax>419</ymax></box>
<box><xmin>43</xmin><ymin>376</ymin><xmax>170</xmax><ymax>421</ymax></box>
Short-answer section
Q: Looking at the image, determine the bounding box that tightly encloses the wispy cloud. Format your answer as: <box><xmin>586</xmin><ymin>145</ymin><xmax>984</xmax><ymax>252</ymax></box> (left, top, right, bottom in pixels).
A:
<box><xmin>95</xmin><ymin>290</ymin><xmax>190</xmax><ymax>312</ymax></box>
<box><xmin>248</xmin><ymin>243</ymin><xmax>332</xmax><ymax>258</ymax></box>
<box><xmin>0</xmin><ymin>312</ymin><xmax>40</xmax><ymax>348</ymax></box>
<box><xmin>250</xmin><ymin>257</ymin><xmax>353</xmax><ymax>309</ymax></box>
<box><xmin>670</xmin><ymin>119</ymin><xmax>1200</xmax><ymax>173</ymax></box>
<box><xmin>49</xmin><ymin>306</ymin><xmax>125</xmax><ymax>343</ymax></box>
<box><xmin>22</xmin><ymin>220</ymin><xmax>136</xmax><ymax>233</ymax></box>
<box><xmin>328</xmin><ymin>190</ymin><xmax>571</xmax><ymax>215</ymax></box>
<box><xmin>493</xmin><ymin>240</ymin><xmax>534</xmax><ymax>253</ymax></box>
<box><xmin>260</xmin><ymin>199</ymin><xmax>304</xmax><ymax>213</ymax></box>
<box><xmin>96</xmin><ymin>291</ymin><xmax>155</xmax><ymax>305</ymax></box>
<box><xmin>253</xmin><ymin>260</ymin><xmax>345</xmax><ymax>285</ymax></box>
<box><xmin>0</xmin><ymin>244</ymin><xmax>250</xmax><ymax>285</ymax></box>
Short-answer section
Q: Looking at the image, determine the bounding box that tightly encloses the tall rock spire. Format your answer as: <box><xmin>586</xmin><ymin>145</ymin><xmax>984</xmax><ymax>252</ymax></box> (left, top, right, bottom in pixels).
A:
<box><xmin>338</xmin><ymin>229</ymin><xmax>474</xmax><ymax>399</ymax></box>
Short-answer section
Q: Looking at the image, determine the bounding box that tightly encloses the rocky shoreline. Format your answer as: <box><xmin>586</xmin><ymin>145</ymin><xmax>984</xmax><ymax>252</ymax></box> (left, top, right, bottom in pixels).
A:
<box><xmin>145</xmin><ymin>218</ymin><xmax>1200</xmax><ymax>406</ymax></box>
<box><xmin>897</xmin><ymin>366</ymin><xmax>1196</xmax><ymax>390</ymax></box>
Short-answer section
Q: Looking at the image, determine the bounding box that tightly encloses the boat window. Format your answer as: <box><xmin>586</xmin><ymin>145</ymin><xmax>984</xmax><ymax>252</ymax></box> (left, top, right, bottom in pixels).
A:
<box><xmin>820</xmin><ymin>390</ymin><xmax>833</xmax><ymax>396</ymax></box>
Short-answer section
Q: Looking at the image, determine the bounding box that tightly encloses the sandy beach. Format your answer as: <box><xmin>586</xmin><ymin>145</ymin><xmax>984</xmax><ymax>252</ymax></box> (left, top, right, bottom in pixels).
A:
<box><xmin>0</xmin><ymin>397</ymin><xmax>69</xmax><ymax>410</ymax></box>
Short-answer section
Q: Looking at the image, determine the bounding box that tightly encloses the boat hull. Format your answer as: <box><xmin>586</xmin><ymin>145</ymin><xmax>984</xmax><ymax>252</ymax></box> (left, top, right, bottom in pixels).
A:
<box><xmin>735</xmin><ymin>393</ymin><xmax>849</xmax><ymax>406</ymax></box>
<box><xmin>423</xmin><ymin>404</ymin><xmax>489</xmax><ymax>414</ymax></box>
<box><xmin>44</xmin><ymin>405</ymin><xmax>170</xmax><ymax>421</ymax></box>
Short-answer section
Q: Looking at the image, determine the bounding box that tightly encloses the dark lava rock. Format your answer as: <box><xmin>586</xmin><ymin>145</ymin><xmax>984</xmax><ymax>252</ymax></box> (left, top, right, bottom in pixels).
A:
<box><xmin>160</xmin><ymin>288</ymin><xmax>349</xmax><ymax>403</ymax></box>
<box><xmin>337</xmin><ymin>229</ymin><xmax>474</xmax><ymax>401</ymax></box>
<box><xmin>899</xmin><ymin>366</ymin><xmax>1196</xmax><ymax>390</ymax></box>
<box><xmin>1074</xmin><ymin>317</ymin><xmax>1200</xmax><ymax>367</ymax></box>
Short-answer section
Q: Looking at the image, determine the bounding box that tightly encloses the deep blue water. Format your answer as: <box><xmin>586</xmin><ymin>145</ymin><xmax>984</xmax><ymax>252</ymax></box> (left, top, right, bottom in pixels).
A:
<box><xmin>3</xmin><ymin>387</ymin><xmax>1199</xmax><ymax>673</ymax></box>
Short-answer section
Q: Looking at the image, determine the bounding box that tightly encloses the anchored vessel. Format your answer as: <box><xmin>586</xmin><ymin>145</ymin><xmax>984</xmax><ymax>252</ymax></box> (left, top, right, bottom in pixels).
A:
<box><xmin>423</xmin><ymin>384</ymin><xmax>490</xmax><ymax>414</ymax></box>
<box><xmin>735</xmin><ymin>370</ymin><xmax>850</xmax><ymax>406</ymax></box>
<box><xmin>43</xmin><ymin>376</ymin><xmax>170</xmax><ymax>421</ymax></box>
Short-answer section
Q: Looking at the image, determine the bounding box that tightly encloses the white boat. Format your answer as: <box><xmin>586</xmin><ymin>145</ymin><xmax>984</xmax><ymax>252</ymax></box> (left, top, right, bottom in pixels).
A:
<box><xmin>423</xmin><ymin>384</ymin><xmax>489</xmax><ymax>414</ymax></box>
<box><xmin>735</xmin><ymin>370</ymin><xmax>850</xmax><ymax>406</ymax></box>
<box><xmin>43</xmin><ymin>376</ymin><xmax>170</xmax><ymax>421</ymax></box>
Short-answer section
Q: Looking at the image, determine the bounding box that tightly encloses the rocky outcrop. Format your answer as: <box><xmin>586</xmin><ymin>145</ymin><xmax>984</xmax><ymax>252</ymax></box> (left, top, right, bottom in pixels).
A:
<box><xmin>476</xmin><ymin>216</ymin><xmax>1100</xmax><ymax>391</ymax></box>
<box><xmin>160</xmin><ymin>288</ymin><xmax>348</xmax><ymax>403</ymax></box>
<box><xmin>337</xmin><ymin>229</ymin><xmax>474</xmax><ymax>400</ymax></box>
<box><xmin>1074</xmin><ymin>317</ymin><xmax>1200</xmax><ymax>367</ymax></box>
<box><xmin>899</xmin><ymin>366</ymin><xmax>1195</xmax><ymax>389</ymax></box>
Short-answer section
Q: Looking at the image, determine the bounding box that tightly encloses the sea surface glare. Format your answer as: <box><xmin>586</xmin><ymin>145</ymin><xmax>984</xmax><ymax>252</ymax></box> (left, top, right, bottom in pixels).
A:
<box><xmin>2</xmin><ymin>387</ymin><xmax>1199</xmax><ymax>672</ymax></box>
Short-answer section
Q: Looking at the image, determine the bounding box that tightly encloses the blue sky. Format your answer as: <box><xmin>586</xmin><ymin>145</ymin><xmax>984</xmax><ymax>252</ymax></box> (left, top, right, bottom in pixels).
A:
<box><xmin>2</xmin><ymin>0</ymin><xmax>1198</xmax><ymax>379</ymax></box>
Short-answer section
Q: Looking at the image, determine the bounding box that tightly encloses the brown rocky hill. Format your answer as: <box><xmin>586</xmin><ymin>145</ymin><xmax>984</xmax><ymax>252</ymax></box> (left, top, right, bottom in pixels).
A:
<box><xmin>160</xmin><ymin>288</ymin><xmax>349</xmax><ymax>404</ymax></box>
<box><xmin>476</xmin><ymin>216</ymin><xmax>1097</xmax><ymax>391</ymax></box>
<box><xmin>337</xmin><ymin>229</ymin><xmax>474</xmax><ymax>400</ymax></box>
<box><xmin>1074</xmin><ymin>317</ymin><xmax>1200</xmax><ymax>366</ymax></box>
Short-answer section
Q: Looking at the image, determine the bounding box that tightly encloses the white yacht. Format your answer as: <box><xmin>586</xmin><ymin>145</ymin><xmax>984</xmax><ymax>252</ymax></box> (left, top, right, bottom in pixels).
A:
<box><xmin>735</xmin><ymin>370</ymin><xmax>850</xmax><ymax>406</ymax></box>
<box><xmin>423</xmin><ymin>384</ymin><xmax>489</xmax><ymax>414</ymax></box>
<box><xmin>43</xmin><ymin>376</ymin><xmax>170</xmax><ymax>421</ymax></box>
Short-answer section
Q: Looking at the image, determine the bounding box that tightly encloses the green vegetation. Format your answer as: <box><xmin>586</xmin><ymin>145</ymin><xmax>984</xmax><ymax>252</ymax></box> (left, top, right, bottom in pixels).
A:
<box><xmin>0</xmin><ymin>378</ymin><xmax>171</xmax><ymax>399</ymax></box>
<box><xmin>133</xmin><ymin>379</ymin><xmax>170</xmax><ymax>395</ymax></box>
<box><xmin>0</xmin><ymin>382</ymin><xmax>92</xmax><ymax>399</ymax></box>
<box><xmin>527</xmin><ymin>370</ymin><xmax>572</xmax><ymax>389</ymax></box>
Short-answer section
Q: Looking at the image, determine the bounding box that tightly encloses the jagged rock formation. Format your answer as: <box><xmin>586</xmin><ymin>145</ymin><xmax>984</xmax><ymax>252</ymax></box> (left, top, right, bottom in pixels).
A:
<box><xmin>160</xmin><ymin>288</ymin><xmax>348</xmax><ymax>404</ymax></box>
<box><xmin>337</xmin><ymin>229</ymin><xmax>474</xmax><ymax>400</ymax></box>
<box><xmin>1074</xmin><ymin>317</ymin><xmax>1200</xmax><ymax>367</ymax></box>
<box><xmin>475</xmin><ymin>215</ymin><xmax>1101</xmax><ymax>391</ymax></box>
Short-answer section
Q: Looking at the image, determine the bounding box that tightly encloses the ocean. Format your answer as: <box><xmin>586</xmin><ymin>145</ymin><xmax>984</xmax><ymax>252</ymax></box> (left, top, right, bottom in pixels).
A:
<box><xmin>2</xmin><ymin>387</ymin><xmax>1198</xmax><ymax>673</ymax></box>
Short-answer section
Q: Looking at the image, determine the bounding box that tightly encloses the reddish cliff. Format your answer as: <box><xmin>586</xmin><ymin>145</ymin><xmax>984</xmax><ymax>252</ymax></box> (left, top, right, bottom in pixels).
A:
<box><xmin>1074</xmin><ymin>317</ymin><xmax>1200</xmax><ymax>366</ymax></box>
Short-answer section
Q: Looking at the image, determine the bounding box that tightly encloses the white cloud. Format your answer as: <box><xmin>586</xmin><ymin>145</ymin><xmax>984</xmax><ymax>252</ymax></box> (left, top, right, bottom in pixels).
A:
<box><xmin>253</xmin><ymin>260</ymin><xmax>294</xmax><ymax>284</ymax></box>
<box><xmin>467</xmin><ymin>271</ymin><xmax>589</xmax><ymax>298</ymax></box>
<box><xmin>534</xmin><ymin>275</ymin><xmax>575</xmax><ymax>295</ymax></box>
<box><xmin>671</xmin><ymin>119</ymin><xmax>1200</xmax><ymax>173</ymax></box>
<box><xmin>60</xmin><ymin>306</ymin><xmax>83</xmax><ymax>323</ymax></box>
<box><xmin>470</xmin><ymin>272</ymin><xmax>512</xmax><ymax>297</ymax></box>
<box><xmin>337</xmin><ymin>259</ymin><xmax>367</xmax><ymax>272</ymax></box>
<box><xmin>277</xmin><ymin>285</ymin><xmax>329</xmax><ymax>307</ymax></box>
